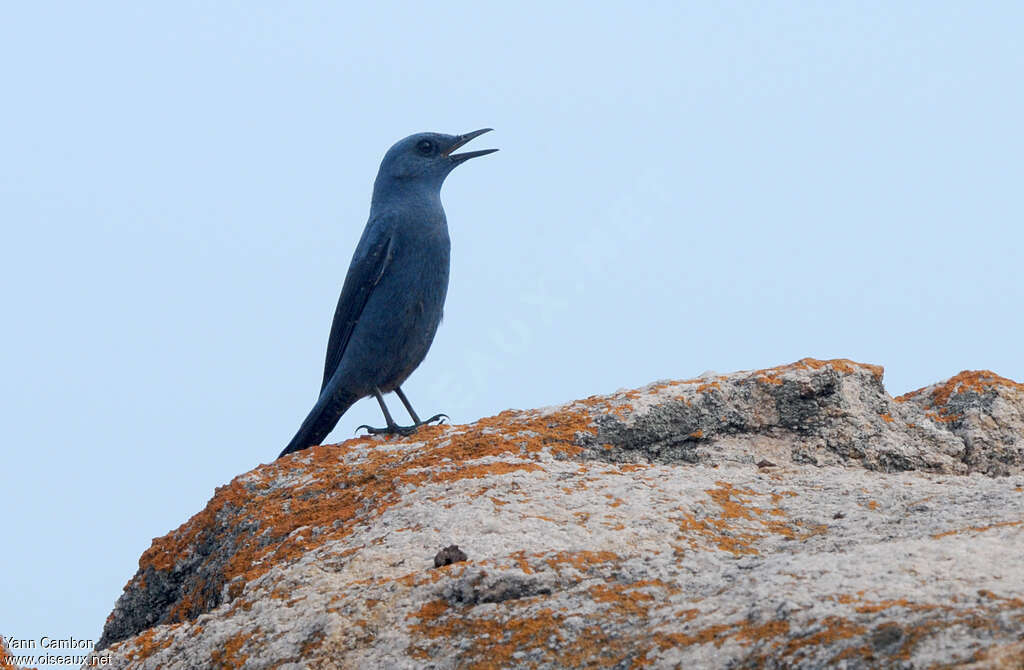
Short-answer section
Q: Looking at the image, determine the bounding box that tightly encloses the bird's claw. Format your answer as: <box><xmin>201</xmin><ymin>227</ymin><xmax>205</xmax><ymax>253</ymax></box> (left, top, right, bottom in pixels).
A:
<box><xmin>422</xmin><ymin>413</ymin><xmax>449</xmax><ymax>425</ymax></box>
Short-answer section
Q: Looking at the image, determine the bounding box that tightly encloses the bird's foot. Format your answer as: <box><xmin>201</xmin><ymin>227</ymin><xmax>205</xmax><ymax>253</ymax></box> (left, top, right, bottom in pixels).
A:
<box><xmin>356</xmin><ymin>413</ymin><xmax>449</xmax><ymax>436</ymax></box>
<box><xmin>356</xmin><ymin>423</ymin><xmax>417</xmax><ymax>436</ymax></box>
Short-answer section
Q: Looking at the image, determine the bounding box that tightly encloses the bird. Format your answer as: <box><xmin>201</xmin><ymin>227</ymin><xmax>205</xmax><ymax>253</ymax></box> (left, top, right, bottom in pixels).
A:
<box><xmin>278</xmin><ymin>129</ymin><xmax>497</xmax><ymax>458</ymax></box>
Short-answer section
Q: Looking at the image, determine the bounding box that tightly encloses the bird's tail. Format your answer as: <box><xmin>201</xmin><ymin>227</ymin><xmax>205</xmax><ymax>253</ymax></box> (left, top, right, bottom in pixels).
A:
<box><xmin>279</xmin><ymin>388</ymin><xmax>359</xmax><ymax>458</ymax></box>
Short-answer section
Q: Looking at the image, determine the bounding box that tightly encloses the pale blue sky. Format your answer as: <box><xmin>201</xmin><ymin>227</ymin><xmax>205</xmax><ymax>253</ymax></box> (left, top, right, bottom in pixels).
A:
<box><xmin>3</xmin><ymin>2</ymin><xmax>1022</xmax><ymax>661</ymax></box>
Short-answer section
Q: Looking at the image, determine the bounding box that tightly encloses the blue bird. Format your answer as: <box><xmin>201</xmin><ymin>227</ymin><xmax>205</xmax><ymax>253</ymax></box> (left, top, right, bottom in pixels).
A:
<box><xmin>279</xmin><ymin>129</ymin><xmax>497</xmax><ymax>458</ymax></box>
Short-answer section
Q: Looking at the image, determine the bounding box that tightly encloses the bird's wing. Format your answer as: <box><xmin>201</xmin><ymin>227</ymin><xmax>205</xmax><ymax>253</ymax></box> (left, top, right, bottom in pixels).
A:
<box><xmin>320</xmin><ymin>224</ymin><xmax>395</xmax><ymax>392</ymax></box>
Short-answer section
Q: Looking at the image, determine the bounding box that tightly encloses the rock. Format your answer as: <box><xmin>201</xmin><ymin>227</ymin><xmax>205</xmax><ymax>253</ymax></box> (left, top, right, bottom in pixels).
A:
<box><xmin>433</xmin><ymin>545</ymin><xmax>468</xmax><ymax>568</ymax></box>
<box><xmin>84</xmin><ymin>359</ymin><xmax>1024</xmax><ymax>669</ymax></box>
<box><xmin>897</xmin><ymin>370</ymin><xmax>1024</xmax><ymax>476</ymax></box>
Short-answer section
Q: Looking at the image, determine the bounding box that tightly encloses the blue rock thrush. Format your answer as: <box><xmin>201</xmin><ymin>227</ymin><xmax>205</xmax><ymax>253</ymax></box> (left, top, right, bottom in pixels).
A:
<box><xmin>278</xmin><ymin>129</ymin><xmax>497</xmax><ymax>458</ymax></box>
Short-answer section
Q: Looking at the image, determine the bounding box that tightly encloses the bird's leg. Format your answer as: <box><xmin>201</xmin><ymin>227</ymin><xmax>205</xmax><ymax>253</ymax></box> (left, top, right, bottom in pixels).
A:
<box><xmin>395</xmin><ymin>386</ymin><xmax>448</xmax><ymax>427</ymax></box>
<box><xmin>396</xmin><ymin>387</ymin><xmax>422</xmax><ymax>424</ymax></box>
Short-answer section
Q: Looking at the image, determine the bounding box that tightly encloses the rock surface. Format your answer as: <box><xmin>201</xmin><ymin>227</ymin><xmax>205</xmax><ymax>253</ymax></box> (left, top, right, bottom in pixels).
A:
<box><xmin>86</xmin><ymin>359</ymin><xmax>1024</xmax><ymax>669</ymax></box>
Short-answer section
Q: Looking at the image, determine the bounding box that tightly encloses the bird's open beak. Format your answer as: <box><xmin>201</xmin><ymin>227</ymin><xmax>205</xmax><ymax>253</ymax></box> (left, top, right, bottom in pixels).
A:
<box><xmin>444</xmin><ymin>128</ymin><xmax>498</xmax><ymax>164</ymax></box>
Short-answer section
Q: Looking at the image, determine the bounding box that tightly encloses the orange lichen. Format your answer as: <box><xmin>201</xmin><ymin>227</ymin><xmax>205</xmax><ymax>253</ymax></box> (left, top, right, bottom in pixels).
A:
<box><xmin>408</xmin><ymin>572</ymin><xmax>687</xmax><ymax>668</ymax></box>
<box><xmin>924</xmin><ymin>410</ymin><xmax>961</xmax><ymax>423</ymax></box>
<box><xmin>674</xmin><ymin>481</ymin><xmax>810</xmax><ymax>556</ymax></box>
<box><xmin>442</xmin><ymin>461</ymin><xmax>543</xmax><ymax>481</ymax></box>
<box><xmin>646</xmin><ymin>381</ymin><xmax>680</xmax><ymax>394</ymax></box>
<box><xmin>967</xmin><ymin>640</ymin><xmax>1024</xmax><ymax>667</ymax></box>
<box><xmin>781</xmin><ymin>616</ymin><xmax>866</xmax><ymax>652</ymax></box>
<box><xmin>407</xmin><ymin>599</ymin><xmax>449</xmax><ymax>622</ymax></box>
<box><xmin>754</xmin><ymin>359</ymin><xmax>884</xmax><ymax>387</ymax></box>
<box><xmin>832</xmin><ymin>643</ymin><xmax>873</xmax><ymax>662</ymax></box>
<box><xmin>406</xmin><ymin>579</ymin><xmax>1021</xmax><ymax>668</ymax></box>
<box><xmin>734</xmin><ymin>590</ymin><xmax>1023</xmax><ymax>666</ymax></box>
<box><xmin>835</xmin><ymin>592</ymin><xmax>865</xmax><ymax>605</ymax></box>
<box><xmin>508</xmin><ymin>551</ymin><xmax>538</xmax><ymax>575</ymax></box>
<box><xmin>123</xmin><ymin>628</ymin><xmax>174</xmax><ymax>663</ymax></box>
<box><xmin>209</xmin><ymin>632</ymin><xmax>249</xmax><ymax>668</ymax></box>
<box><xmin>588</xmin><ymin>583</ymin><xmax>655</xmax><ymax>618</ymax></box>
<box><xmin>650</xmin><ymin>617</ymin><xmax>791</xmax><ymax>651</ymax></box>
<box><xmin>897</xmin><ymin>370</ymin><xmax>1024</xmax><ymax>409</ymax></box>
<box><xmin>853</xmin><ymin>599</ymin><xmax>939</xmax><ymax>614</ymax></box>
<box><xmin>931</xmin><ymin>520</ymin><xmax>1023</xmax><ymax>539</ymax></box>
<box><xmin>129</xmin><ymin>400</ymin><xmax>601</xmax><ymax>632</ymax></box>
<box><xmin>736</xmin><ymin>619</ymin><xmax>791</xmax><ymax>642</ymax></box>
<box><xmin>298</xmin><ymin>631</ymin><xmax>326</xmax><ymax>658</ymax></box>
<box><xmin>395</xmin><ymin>562</ymin><xmax>469</xmax><ymax>588</ymax></box>
<box><xmin>977</xmin><ymin>590</ymin><xmax>1024</xmax><ymax>608</ymax></box>
<box><xmin>543</xmin><ymin>550</ymin><xmax>620</xmax><ymax>572</ymax></box>
<box><xmin>798</xmin><ymin>358</ymin><xmax>884</xmax><ymax>381</ymax></box>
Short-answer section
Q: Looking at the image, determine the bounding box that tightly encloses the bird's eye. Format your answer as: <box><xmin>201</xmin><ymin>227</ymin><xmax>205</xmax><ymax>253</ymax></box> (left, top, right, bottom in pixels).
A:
<box><xmin>416</xmin><ymin>139</ymin><xmax>435</xmax><ymax>156</ymax></box>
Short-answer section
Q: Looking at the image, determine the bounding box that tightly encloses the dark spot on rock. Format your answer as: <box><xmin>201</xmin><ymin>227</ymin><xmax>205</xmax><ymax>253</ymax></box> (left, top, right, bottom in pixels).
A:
<box><xmin>441</xmin><ymin>571</ymin><xmax>552</xmax><ymax>606</ymax></box>
<box><xmin>433</xmin><ymin>545</ymin><xmax>468</xmax><ymax>568</ymax></box>
<box><xmin>833</xmin><ymin>511</ymin><xmax>846</xmax><ymax>519</ymax></box>
<box><xmin>756</xmin><ymin>459</ymin><xmax>776</xmax><ymax>468</ymax></box>
<box><xmin>870</xmin><ymin>623</ymin><xmax>904</xmax><ymax>651</ymax></box>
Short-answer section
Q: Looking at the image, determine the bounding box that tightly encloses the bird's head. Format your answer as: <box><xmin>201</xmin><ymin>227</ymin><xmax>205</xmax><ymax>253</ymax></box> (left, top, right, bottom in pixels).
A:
<box><xmin>373</xmin><ymin>129</ymin><xmax>497</xmax><ymax>198</ymax></box>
